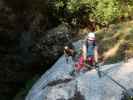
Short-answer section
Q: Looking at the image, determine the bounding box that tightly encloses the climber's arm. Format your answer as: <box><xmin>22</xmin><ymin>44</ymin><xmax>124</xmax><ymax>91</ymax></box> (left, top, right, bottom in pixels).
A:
<box><xmin>94</xmin><ymin>46</ymin><xmax>98</xmax><ymax>63</ymax></box>
<box><xmin>83</xmin><ymin>44</ymin><xmax>87</xmax><ymax>61</ymax></box>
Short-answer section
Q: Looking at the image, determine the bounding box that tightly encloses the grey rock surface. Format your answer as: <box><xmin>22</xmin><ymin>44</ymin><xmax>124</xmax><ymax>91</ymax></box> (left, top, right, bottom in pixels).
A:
<box><xmin>26</xmin><ymin>40</ymin><xmax>133</xmax><ymax>100</ymax></box>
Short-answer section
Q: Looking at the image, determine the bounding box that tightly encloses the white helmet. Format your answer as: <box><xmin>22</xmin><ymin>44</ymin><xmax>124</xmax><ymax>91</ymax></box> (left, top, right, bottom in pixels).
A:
<box><xmin>87</xmin><ymin>32</ymin><xmax>95</xmax><ymax>41</ymax></box>
<box><xmin>64</xmin><ymin>46</ymin><xmax>68</xmax><ymax>50</ymax></box>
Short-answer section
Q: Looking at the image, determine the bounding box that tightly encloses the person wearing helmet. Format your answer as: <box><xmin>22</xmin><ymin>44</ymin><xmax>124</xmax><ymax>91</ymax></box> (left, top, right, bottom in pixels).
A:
<box><xmin>82</xmin><ymin>32</ymin><xmax>98</xmax><ymax>67</ymax></box>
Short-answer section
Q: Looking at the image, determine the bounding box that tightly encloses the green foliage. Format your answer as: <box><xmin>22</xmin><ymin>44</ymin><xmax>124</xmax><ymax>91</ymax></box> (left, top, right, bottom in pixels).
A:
<box><xmin>94</xmin><ymin>0</ymin><xmax>121</xmax><ymax>24</ymax></box>
<box><xmin>66</xmin><ymin>0</ymin><xmax>96</xmax><ymax>13</ymax></box>
<box><xmin>96</xmin><ymin>21</ymin><xmax>133</xmax><ymax>64</ymax></box>
<box><xmin>49</xmin><ymin>0</ymin><xmax>133</xmax><ymax>27</ymax></box>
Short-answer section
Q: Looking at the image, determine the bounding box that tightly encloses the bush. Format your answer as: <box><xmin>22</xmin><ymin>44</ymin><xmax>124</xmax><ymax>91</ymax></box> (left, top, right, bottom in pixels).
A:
<box><xmin>48</xmin><ymin>0</ymin><xmax>133</xmax><ymax>29</ymax></box>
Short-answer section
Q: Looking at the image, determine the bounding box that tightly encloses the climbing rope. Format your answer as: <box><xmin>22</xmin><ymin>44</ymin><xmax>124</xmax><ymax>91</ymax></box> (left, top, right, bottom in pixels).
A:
<box><xmin>96</xmin><ymin>64</ymin><xmax>133</xmax><ymax>97</ymax></box>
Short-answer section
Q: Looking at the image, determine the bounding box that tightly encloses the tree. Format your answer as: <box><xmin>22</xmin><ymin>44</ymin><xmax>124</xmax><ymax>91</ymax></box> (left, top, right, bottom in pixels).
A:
<box><xmin>48</xmin><ymin>0</ymin><xmax>133</xmax><ymax>30</ymax></box>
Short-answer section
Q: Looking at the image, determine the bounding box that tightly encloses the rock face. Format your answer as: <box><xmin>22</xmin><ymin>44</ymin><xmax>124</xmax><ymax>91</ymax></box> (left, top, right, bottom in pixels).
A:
<box><xmin>33</xmin><ymin>24</ymin><xmax>72</xmax><ymax>66</ymax></box>
<box><xmin>26</xmin><ymin>40</ymin><xmax>133</xmax><ymax>100</ymax></box>
<box><xmin>0</xmin><ymin>23</ymin><xmax>72</xmax><ymax>99</ymax></box>
<box><xmin>0</xmin><ymin>0</ymin><xmax>48</xmax><ymax>99</ymax></box>
<box><xmin>0</xmin><ymin>0</ymin><xmax>72</xmax><ymax>98</ymax></box>
<box><xmin>0</xmin><ymin>0</ymin><xmax>77</xmax><ymax>99</ymax></box>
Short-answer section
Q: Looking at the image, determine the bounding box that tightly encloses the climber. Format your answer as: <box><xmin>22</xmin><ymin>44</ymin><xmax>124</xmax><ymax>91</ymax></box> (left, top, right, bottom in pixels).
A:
<box><xmin>64</xmin><ymin>42</ymin><xmax>76</xmax><ymax>63</ymax></box>
<box><xmin>83</xmin><ymin>32</ymin><xmax>98</xmax><ymax>67</ymax></box>
<box><xmin>74</xmin><ymin>32</ymin><xmax>99</xmax><ymax>73</ymax></box>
